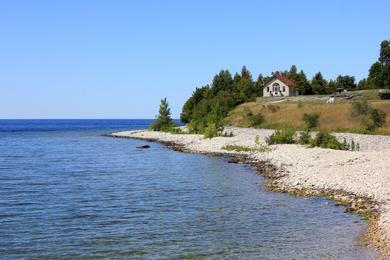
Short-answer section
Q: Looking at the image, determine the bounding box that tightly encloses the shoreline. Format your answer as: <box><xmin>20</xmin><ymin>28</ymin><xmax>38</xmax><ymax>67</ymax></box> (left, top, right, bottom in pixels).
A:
<box><xmin>105</xmin><ymin>127</ymin><xmax>390</xmax><ymax>258</ymax></box>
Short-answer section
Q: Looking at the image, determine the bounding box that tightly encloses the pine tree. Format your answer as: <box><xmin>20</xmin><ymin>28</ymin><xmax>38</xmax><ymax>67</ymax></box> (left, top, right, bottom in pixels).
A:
<box><xmin>150</xmin><ymin>98</ymin><xmax>177</xmax><ymax>131</ymax></box>
<box><xmin>311</xmin><ymin>72</ymin><xmax>328</xmax><ymax>94</ymax></box>
<box><xmin>367</xmin><ymin>40</ymin><xmax>390</xmax><ymax>89</ymax></box>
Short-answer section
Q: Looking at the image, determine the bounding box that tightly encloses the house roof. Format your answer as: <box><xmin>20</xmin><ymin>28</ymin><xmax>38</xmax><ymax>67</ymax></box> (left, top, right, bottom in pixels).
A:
<box><xmin>264</xmin><ymin>72</ymin><xmax>296</xmax><ymax>89</ymax></box>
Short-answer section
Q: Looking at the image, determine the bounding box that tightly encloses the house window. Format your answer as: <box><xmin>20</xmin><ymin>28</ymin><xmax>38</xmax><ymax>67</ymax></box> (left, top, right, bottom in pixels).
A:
<box><xmin>267</xmin><ymin>86</ymin><xmax>269</xmax><ymax>92</ymax></box>
<box><xmin>283</xmin><ymin>86</ymin><xmax>285</xmax><ymax>92</ymax></box>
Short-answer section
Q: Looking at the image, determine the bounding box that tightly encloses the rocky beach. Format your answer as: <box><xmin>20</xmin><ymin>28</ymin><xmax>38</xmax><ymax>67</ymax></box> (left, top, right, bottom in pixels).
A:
<box><xmin>109</xmin><ymin>127</ymin><xmax>390</xmax><ymax>258</ymax></box>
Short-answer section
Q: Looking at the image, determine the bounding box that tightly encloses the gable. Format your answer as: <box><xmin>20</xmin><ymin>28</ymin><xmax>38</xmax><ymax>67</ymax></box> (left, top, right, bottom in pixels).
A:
<box><xmin>264</xmin><ymin>78</ymin><xmax>289</xmax><ymax>88</ymax></box>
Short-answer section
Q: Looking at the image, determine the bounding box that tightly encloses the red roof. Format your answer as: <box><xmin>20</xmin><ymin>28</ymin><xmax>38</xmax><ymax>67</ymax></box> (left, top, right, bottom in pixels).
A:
<box><xmin>274</xmin><ymin>72</ymin><xmax>295</xmax><ymax>87</ymax></box>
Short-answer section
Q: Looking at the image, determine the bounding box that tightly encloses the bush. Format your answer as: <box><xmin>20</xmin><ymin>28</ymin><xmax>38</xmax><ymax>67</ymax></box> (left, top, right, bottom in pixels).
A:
<box><xmin>168</xmin><ymin>127</ymin><xmax>183</xmax><ymax>134</ymax></box>
<box><xmin>204</xmin><ymin>123</ymin><xmax>218</xmax><ymax>139</ymax></box>
<box><xmin>298</xmin><ymin>129</ymin><xmax>312</xmax><ymax>144</ymax></box>
<box><xmin>310</xmin><ymin>131</ymin><xmax>344</xmax><ymax>150</ymax></box>
<box><xmin>351</xmin><ymin>100</ymin><xmax>370</xmax><ymax>116</ymax></box>
<box><xmin>249</xmin><ymin>113</ymin><xmax>265</xmax><ymax>127</ymax></box>
<box><xmin>266</xmin><ymin>127</ymin><xmax>296</xmax><ymax>145</ymax></box>
<box><xmin>302</xmin><ymin>113</ymin><xmax>320</xmax><ymax>129</ymax></box>
<box><xmin>267</xmin><ymin>104</ymin><xmax>280</xmax><ymax>113</ymax></box>
<box><xmin>309</xmin><ymin>131</ymin><xmax>358</xmax><ymax>150</ymax></box>
<box><xmin>364</xmin><ymin>108</ymin><xmax>386</xmax><ymax>131</ymax></box>
<box><xmin>187</xmin><ymin>119</ymin><xmax>205</xmax><ymax>134</ymax></box>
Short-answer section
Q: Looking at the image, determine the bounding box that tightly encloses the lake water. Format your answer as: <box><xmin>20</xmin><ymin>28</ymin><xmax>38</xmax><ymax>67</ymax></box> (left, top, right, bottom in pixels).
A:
<box><xmin>0</xmin><ymin>120</ymin><xmax>378</xmax><ymax>259</ymax></box>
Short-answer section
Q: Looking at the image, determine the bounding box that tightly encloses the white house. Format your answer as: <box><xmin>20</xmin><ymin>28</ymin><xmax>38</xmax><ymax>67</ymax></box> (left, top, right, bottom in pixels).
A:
<box><xmin>263</xmin><ymin>72</ymin><xmax>299</xmax><ymax>97</ymax></box>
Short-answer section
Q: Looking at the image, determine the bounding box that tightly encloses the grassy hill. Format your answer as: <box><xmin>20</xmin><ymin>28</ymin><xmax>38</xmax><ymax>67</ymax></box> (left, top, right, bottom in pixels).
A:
<box><xmin>225</xmin><ymin>90</ymin><xmax>390</xmax><ymax>135</ymax></box>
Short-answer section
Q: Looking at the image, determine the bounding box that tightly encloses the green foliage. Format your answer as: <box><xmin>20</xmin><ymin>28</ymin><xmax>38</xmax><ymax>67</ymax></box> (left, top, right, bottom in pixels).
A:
<box><xmin>150</xmin><ymin>98</ymin><xmax>177</xmax><ymax>132</ymax></box>
<box><xmin>310</xmin><ymin>131</ymin><xmax>344</xmax><ymax>150</ymax></box>
<box><xmin>367</xmin><ymin>40</ymin><xmax>390</xmax><ymax>89</ymax></box>
<box><xmin>203</xmin><ymin>123</ymin><xmax>218</xmax><ymax>139</ymax></box>
<box><xmin>310</xmin><ymin>131</ymin><xmax>358</xmax><ymax>150</ymax></box>
<box><xmin>335</xmin><ymin>75</ymin><xmax>357</xmax><ymax>90</ymax></box>
<box><xmin>222</xmin><ymin>144</ymin><xmax>270</xmax><ymax>153</ymax></box>
<box><xmin>364</xmin><ymin>108</ymin><xmax>386</xmax><ymax>131</ymax></box>
<box><xmin>297</xmin><ymin>102</ymin><xmax>304</xmax><ymax>108</ymax></box>
<box><xmin>352</xmin><ymin>100</ymin><xmax>370</xmax><ymax>116</ymax></box>
<box><xmin>298</xmin><ymin>129</ymin><xmax>312</xmax><ymax>144</ymax></box>
<box><xmin>248</xmin><ymin>112</ymin><xmax>265</xmax><ymax>127</ymax></box>
<box><xmin>311</xmin><ymin>72</ymin><xmax>328</xmax><ymax>94</ymax></box>
<box><xmin>266</xmin><ymin>127</ymin><xmax>296</xmax><ymax>145</ymax></box>
<box><xmin>302</xmin><ymin>113</ymin><xmax>320</xmax><ymax>129</ymax></box>
<box><xmin>352</xmin><ymin>100</ymin><xmax>386</xmax><ymax>131</ymax></box>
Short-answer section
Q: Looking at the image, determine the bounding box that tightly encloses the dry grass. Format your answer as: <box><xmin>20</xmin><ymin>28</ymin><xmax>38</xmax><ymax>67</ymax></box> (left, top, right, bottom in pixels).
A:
<box><xmin>225</xmin><ymin>100</ymin><xmax>390</xmax><ymax>135</ymax></box>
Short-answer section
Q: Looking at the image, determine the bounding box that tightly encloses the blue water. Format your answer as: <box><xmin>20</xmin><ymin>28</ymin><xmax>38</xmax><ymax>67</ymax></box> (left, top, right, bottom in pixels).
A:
<box><xmin>0</xmin><ymin>120</ymin><xmax>378</xmax><ymax>259</ymax></box>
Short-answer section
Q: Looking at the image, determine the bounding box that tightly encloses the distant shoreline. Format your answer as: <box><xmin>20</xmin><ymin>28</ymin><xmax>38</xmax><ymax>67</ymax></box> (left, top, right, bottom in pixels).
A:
<box><xmin>106</xmin><ymin>127</ymin><xmax>390</xmax><ymax>257</ymax></box>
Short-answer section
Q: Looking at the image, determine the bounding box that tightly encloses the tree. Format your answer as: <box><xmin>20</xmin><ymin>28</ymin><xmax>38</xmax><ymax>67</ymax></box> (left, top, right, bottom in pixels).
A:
<box><xmin>357</xmin><ymin>79</ymin><xmax>367</xmax><ymax>90</ymax></box>
<box><xmin>295</xmin><ymin>70</ymin><xmax>311</xmax><ymax>94</ymax></box>
<box><xmin>211</xmin><ymin>70</ymin><xmax>233</xmax><ymax>95</ymax></box>
<box><xmin>335</xmin><ymin>75</ymin><xmax>356</xmax><ymax>90</ymax></box>
<box><xmin>311</xmin><ymin>72</ymin><xmax>328</xmax><ymax>94</ymax></box>
<box><xmin>255</xmin><ymin>74</ymin><xmax>265</xmax><ymax>96</ymax></box>
<box><xmin>286</xmin><ymin>65</ymin><xmax>299</xmax><ymax>82</ymax></box>
<box><xmin>180</xmin><ymin>85</ymin><xmax>210</xmax><ymax>123</ymax></box>
<box><xmin>150</xmin><ymin>98</ymin><xmax>177</xmax><ymax>131</ymax></box>
<box><xmin>367</xmin><ymin>40</ymin><xmax>390</xmax><ymax>89</ymax></box>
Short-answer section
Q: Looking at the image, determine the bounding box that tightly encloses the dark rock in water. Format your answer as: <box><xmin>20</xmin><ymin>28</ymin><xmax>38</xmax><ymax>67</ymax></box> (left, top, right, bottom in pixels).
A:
<box><xmin>137</xmin><ymin>145</ymin><xmax>150</xmax><ymax>149</ymax></box>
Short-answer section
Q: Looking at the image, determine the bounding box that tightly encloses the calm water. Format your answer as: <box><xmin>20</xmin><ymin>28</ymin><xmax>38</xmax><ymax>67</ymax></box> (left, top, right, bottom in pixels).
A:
<box><xmin>0</xmin><ymin>120</ymin><xmax>378</xmax><ymax>259</ymax></box>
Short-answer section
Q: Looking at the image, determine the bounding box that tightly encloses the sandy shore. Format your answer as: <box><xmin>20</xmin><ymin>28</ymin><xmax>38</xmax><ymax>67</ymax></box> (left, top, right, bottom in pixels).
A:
<box><xmin>108</xmin><ymin>127</ymin><xmax>390</xmax><ymax>257</ymax></box>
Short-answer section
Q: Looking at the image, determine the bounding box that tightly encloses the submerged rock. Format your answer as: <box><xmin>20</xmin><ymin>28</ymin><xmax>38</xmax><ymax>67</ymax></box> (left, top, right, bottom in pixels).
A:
<box><xmin>137</xmin><ymin>145</ymin><xmax>150</xmax><ymax>149</ymax></box>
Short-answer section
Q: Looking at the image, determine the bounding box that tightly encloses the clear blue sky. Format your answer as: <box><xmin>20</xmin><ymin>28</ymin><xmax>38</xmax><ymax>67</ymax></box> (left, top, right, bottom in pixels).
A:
<box><xmin>0</xmin><ymin>0</ymin><xmax>389</xmax><ymax>119</ymax></box>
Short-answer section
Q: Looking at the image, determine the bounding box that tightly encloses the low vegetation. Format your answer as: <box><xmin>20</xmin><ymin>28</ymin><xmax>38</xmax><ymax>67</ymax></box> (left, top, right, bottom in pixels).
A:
<box><xmin>266</xmin><ymin>127</ymin><xmax>296</xmax><ymax>145</ymax></box>
<box><xmin>310</xmin><ymin>131</ymin><xmax>359</xmax><ymax>150</ymax></box>
<box><xmin>222</xmin><ymin>144</ymin><xmax>270</xmax><ymax>153</ymax></box>
<box><xmin>351</xmin><ymin>100</ymin><xmax>386</xmax><ymax>132</ymax></box>
<box><xmin>265</xmin><ymin>127</ymin><xmax>359</xmax><ymax>151</ymax></box>
<box><xmin>302</xmin><ymin>113</ymin><xmax>320</xmax><ymax>129</ymax></box>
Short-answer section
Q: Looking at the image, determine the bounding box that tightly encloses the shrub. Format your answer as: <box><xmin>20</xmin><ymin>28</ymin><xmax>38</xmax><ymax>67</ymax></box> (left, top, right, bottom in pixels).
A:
<box><xmin>310</xmin><ymin>131</ymin><xmax>359</xmax><ymax>150</ymax></box>
<box><xmin>267</xmin><ymin>104</ymin><xmax>280</xmax><ymax>113</ymax></box>
<box><xmin>298</xmin><ymin>129</ymin><xmax>312</xmax><ymax>144</ymax></box>
<box><xmin>204</xmin><ymin>123</ymin><xmax>218</xmax><ymax>139</ymax></box>
<box><xmin>310</xmin><ymin>131</ymin><xmax>344</xmax><ymax>150</ymax></box>
<box><xmin>266</xmin><ymin>127</ymin><xmax>296</xmax><ymax>145</ymax></box>
<box><xmin>168</xmin><ymin>127</ymin><xmax>183</xmax><ymax>134</ymax></box>
<box><xmin>187</xmin><ymin>119</ymin><xmax>205</xmax><ymax>134</ymax></box>
<box><xmin>302</xmin><ymin>113</ymin><xmax>320</xmax><ymax>129</ymax></box>
<box><xmin>364</xmin><ymin>108</ymin><xmax>386</xmax><ymax>131</ymax></box>
<box><xmin>249</xmin><ymin>113</ymin><xmax>265</xmax><ymax>127</ymax></box>
<box><xmin>351</xmin><ymin>100</ymin><xmax>370</xmax><ymax>116</ymax></box>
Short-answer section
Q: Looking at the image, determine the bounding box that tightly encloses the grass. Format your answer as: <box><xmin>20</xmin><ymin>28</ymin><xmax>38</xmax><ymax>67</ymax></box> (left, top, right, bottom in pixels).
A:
<box><xmin>225</xmin><ymin>93</ymin><xmax>390</xmax><ymax>134</ymax></box>
<box><xmin>222</xmin><ymin>144</ymin><xmax>271</xmax><ymax>153</ymax></box>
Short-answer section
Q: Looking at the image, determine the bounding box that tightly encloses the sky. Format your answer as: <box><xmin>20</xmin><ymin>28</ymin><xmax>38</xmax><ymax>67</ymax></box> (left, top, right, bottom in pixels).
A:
<box><xmin>0</xmin><ymin>0</ymin><xmax>389</xmax><ymax>119</ymax></box>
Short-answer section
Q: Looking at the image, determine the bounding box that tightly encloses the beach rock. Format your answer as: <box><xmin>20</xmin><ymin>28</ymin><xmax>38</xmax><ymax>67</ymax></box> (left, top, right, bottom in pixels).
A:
<box><xmin>136</xmin><ymin>145</ymin><xmax>150</xmax><ymax>149</ymax></box>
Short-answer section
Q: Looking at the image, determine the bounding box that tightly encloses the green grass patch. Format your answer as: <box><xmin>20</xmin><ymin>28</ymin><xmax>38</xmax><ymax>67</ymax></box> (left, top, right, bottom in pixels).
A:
<box><xmin>222</xmin><ymin>144</ymin><xmax>271</xmax><ymax>153</ymax></box>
